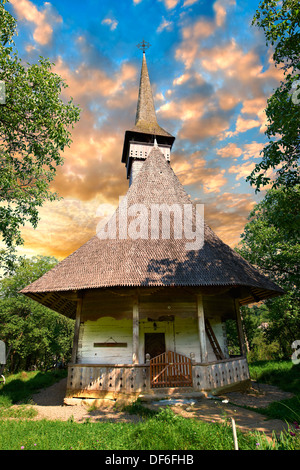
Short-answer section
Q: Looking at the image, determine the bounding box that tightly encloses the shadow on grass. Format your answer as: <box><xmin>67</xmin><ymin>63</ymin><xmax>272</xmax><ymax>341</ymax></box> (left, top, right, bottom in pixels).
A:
<box><xmin>0</xmin><ymin>369</ymin><xmax>67</xmax><ymax>405</ymax></box>
<box><xmin>248</xmin><ymin>362</ymin><xmax>300</xmax><ymax>423</ymax></box>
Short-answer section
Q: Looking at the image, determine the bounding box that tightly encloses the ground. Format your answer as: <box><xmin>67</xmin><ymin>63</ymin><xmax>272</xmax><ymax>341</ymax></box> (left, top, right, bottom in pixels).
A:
<box><xmin>27</xmin><ymin>378</ymin><xmax>294</xmax><ymax>438</ymax></box>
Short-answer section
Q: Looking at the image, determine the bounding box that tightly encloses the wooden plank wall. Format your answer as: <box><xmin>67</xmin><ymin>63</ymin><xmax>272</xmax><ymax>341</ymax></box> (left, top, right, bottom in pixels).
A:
<box><xmin>77</xmin><ymin>289</ymin><xmax>234</xmax><ymax>365</ymax></box>
<box><xmin>77</xmin><ymin>318</ymin><xmax>133</xmax><ymax>364</ymax></box>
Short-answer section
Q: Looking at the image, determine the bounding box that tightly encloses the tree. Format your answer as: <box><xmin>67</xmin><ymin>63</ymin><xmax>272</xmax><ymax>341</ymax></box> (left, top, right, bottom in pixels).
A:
<box><xmin>0</xmin><ymin>1</ymin><xmax>80</xmax><ymax>273</ymax></box>
<box><xmin>0</xmin><ymin>255</ymin><xmax>74</xmax><ymax>372</ymax></box>
<box><xmin>237</xmin><ymin>185</ymin><xmax>300</xmax><ymax>358</ymax></box>
<box><xmin>248</xmin><ymin>0</ymin><xmax>300</xmax><ymax>191</ymax></box>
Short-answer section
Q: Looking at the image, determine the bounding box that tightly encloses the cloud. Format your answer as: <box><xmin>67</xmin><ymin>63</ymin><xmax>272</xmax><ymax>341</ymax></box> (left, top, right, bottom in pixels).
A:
<box><xmin>241</xmin><ymin>142</ymin><xmax>265</xmax><ymax>161</ymax></box>
<box><xmin>54</xmin><ymin>55</ymin><xmax>137</xmax><ymax>102</ymax></box>
<box><xmin>213</xmin><ymin>0</ymin><xmax>236</xmax><ymax>27</ymax></box>
<box><xmin>170</xmin><ymin>3</ymin><xmax>283</xmax><ymax>144</ymax></box>
<box><xmin>157</xmin><ymin>17</ymin><xmax>173</xmax><ymax>32</ymax></box>
<box><xmin>176</xmin><ymin>18</ymin><xmax>215</xmax><ymax>69</ymax></box>
<box><xmin>217</xmin><ymin>143</ymin><xmax>243</xmax><ymax>159</ymax></box>
<box><xmin>183</xmin><ymin>0</ymin><xmax>198</xmax><ymax>6</ymax></box>
<box><xmin>176</xmin><ymin>36</ymin><xmax>282</xmax><ymax>139</ymax></box>
<box><xmin>217</xmin><ymin>141</ymin><xmax>265</xmax><ymax>162</ymax></box>
<box><xmin>158</xmin><ymin>72</ymin><xmax>233</xmax><ymax>143</ymax></box>
<box><xmin>21</xmin><ymin>197</ymin><xmax>105</xmax><ymax>259</ymax></box>
<box><xmin>160</xmin><ymin>0</ymin><xmax>180</xmax><ymax>9</ymax></box>
<box><xmin>228</xmin><ymin>161</ymin><xmax>256</xmax><ymax>180</ymax></box>
<box><xmin>226</xmin><ymin>116</ymin><xmax>261</xmax><ymax>137</ymax></box>
<box><xmin>45</xmin><ymin>55</ymin><xmax>139</xmax><ymax>206</ymax></box>
<box><xmin>10</xmin><ymin>0</ymin><xmax>62</xmax><ymax>45</ymax></box>
<box><xmin>179</xmin><ymin>113</ymin><xmax>231</xmax><ymax>142</ymax></box>
<box><xmin>201</xmin><ymin>191</ymin><xmax>255</xmax><ymax>247</ymax></box>
<box><xmin>175</xmin><ymin>0</ymin><xmax>236</xmax><ymax>69</ymax></box>
<box><xmin>172</xmin><ymin>151</ymin><xmax>228</xmax><ymax>194</ymax></box>
<box><xmin>101</xmin><ymin>17</ymin><xmax>118</xmax><ymax>31</ymax></box>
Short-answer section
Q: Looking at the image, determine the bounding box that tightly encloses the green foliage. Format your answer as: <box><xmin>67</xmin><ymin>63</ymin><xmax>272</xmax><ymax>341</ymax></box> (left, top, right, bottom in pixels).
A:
<box><xmin>0</xmin><ymin>255</ymin><xmax>74</xmax><ymax>372</ymax></box>
<box><xmin>238</xmin><ymin>186</ymin><xmax>299</xmax><ymax>290</ymax></box>
<box><xmin>0</xmin><ymin>0</ymin><xmax>81</xmax><ymax>272</ymax></box>
<box><xmin>247</xmin><ymin>335</ymin><xmax>281</xmax><ymax>362</ymax></box>
<box><xmin>249</xmin><ymin>0</ymin><xmax>300</xmax><ymax>191</ymax></box>
<box><xmin>255</xmin><ymin>427</ymin><xmax>300</xmax><ymax>450</ymax></box>
<box><xmin>237</xmin><ymin>186</ymin><xmax>300</xmax><ymax>359</ymax></box>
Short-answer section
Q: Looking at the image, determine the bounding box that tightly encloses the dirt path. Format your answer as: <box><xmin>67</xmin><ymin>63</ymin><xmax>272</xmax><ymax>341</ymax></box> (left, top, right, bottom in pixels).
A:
<box><xmin>29</xmin><ymin>378</ymin><xmax>294</xmax><ymax>438</ymax></box>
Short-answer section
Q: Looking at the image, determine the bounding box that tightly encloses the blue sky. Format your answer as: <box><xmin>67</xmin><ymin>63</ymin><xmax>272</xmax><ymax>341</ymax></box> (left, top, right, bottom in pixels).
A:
<box><xmin>5</xmin><ymin>0</ymin><xmax>283</xmax><ymax>259</ymax></box>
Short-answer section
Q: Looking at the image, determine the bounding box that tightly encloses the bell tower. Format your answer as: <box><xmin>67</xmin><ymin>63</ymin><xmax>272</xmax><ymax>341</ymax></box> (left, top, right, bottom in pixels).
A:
<box><xmin>121</xmin><ymin>41</ymin><xmax>175</xmax><ymax>185</ymax></box>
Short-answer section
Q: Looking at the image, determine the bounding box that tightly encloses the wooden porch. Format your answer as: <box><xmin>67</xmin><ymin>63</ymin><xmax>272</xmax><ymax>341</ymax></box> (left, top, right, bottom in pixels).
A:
<box><xmin>65</xmin><ymin>355</ymin><xmax>250</xmax><ymax>402</ymax></box>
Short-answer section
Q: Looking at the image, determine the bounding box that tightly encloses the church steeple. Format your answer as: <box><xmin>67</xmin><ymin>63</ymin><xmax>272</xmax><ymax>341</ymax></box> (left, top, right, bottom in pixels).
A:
<box><xmin>134</xmin><ymin>52</ymin><xmax>162</xmax><ymax>135</ymax></box>
<box><xmin>121</xmin><ymin>44</ymin><xmax>175</xmax><ymax>185</ymax></box>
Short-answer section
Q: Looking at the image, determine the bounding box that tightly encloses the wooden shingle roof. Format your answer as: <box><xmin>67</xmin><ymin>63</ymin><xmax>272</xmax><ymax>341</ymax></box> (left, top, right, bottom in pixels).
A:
<box><xmin>21</xmin><ymin>148</ymin><xmax>284</xmax><ymax>316</ymax></box>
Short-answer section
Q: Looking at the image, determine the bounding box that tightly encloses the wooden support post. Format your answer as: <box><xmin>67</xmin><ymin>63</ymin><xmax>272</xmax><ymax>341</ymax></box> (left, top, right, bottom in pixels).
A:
<box><xmin>235</xmin><ymin>299</ymin><xmax>247</xmax><ymax>357</ymax></box>
<box><xmin>71</xmin><ymin>292</ymin><xmax>83</xmax><ymax>364</ymax></box>
<box><xmin>132</xmin><ymin>295</ymin><xmax>139</xmax><ymax>364</ymax></box>
<box><xmin>197</xmin><ymin>294</ymin><xmax>208</xmax><ymax>363</ymax></box>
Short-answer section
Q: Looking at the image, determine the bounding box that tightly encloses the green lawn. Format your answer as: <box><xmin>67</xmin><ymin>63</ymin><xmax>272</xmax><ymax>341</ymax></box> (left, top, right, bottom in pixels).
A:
<box><xmin>248</xmin><ymin>361</ymin><xmax>300</xmax><ymax>423</ymax></box>
<box><xmin>0</xmin><ymin>408</ymin><xmax>259</xmax><ymax>451</ymax></box>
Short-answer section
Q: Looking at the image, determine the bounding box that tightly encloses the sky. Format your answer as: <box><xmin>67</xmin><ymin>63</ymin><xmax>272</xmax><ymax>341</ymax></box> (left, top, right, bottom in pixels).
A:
<box><xmin>5</xmin><ymin>0</ymin><xmax>283</xmax><ymax>261</ymax></box>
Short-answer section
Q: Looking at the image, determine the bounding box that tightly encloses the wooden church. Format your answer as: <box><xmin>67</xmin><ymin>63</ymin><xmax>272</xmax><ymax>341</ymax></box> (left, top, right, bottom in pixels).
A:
<box><xmin>21</xmin><ymin>47</ymin><xmax>283</xmax><ymax>402</ymax></box>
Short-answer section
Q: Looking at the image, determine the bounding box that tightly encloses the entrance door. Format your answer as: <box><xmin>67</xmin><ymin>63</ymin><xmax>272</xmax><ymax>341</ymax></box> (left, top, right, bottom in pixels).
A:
<box><xmin>144</xmin><ymin>333</ymin><xmax>165</xmax><ymax>361</ymax></box>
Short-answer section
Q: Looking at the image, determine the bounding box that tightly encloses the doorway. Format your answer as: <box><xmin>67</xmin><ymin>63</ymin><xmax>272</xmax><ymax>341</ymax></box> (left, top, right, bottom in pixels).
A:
<box><xmin>144</xmin><ymin>333</ymin><xmax>165</xmax><ymax>360</ymax></box>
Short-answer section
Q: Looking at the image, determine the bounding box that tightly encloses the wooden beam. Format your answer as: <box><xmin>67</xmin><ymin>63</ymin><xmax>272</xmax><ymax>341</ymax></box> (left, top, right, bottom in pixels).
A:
<box><xmin>70</xmin><ymin>291</ymin><xmax>83</xmax><ymax>364</ymax></box>
<box><xmin>132</xmin><ymin>295</ymin><xmax>139</xmax><ymax>364</ymax></box>
<box><xmin>196</xmin><ymin>294</ymin><xmax>208</xmax><ymax>363</ymax></box>
<box><xmin>235</xmin><ymin>299</ymin><xmax>247</xmax><ymax>356</ymax></box>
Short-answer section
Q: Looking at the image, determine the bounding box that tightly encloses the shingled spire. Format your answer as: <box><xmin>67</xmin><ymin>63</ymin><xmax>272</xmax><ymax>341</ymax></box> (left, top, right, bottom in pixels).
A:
<box><xmin>121</xmin><ymin>47</ymin><xmax>175</xmax><ymax>185</ymax></box>
<box><xmin>134</xmin><ymin>52</ymin><xmax>166</xmax><ymax>135</ymax></box>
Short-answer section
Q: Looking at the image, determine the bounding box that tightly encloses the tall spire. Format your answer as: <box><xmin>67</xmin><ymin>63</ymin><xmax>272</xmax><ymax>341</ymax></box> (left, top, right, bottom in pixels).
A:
<box><xmin>130</xmin><ymin>46</ymin><xmax>174</xmax><ymax>138</ymax></box>
<box><xmin>121</xmin><ymin>44</ymin><xmax>175</xmax><ymax>182</ymax></box>
<box><xmin>135</xmin><ymin>52</ymin><xmax>158</xmax><ymax>133</ymax></box>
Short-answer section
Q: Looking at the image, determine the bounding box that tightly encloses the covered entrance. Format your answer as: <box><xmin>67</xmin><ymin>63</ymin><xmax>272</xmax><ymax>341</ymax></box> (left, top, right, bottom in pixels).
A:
<box><xmin>150</xmin><ymin>351</ymin><xmax>193</xmax><ymax>388</ymax></box>
<box><xmin>144</xmin><ymin>333</ymin><xmax>165</xmax><ymax>360</ymax></box>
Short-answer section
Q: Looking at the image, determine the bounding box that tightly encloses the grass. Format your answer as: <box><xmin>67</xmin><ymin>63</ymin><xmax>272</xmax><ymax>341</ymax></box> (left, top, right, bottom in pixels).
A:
<box><xmin>0</xmin><ymin>407</ymin><xmax>259</xmax><ymax>451</ymax></box>
<box><xmin>0</xmin><ymin>369</ymin><xmax>67</xmax><ymax>419</ymax></box>
<box><xmin>248</xmin><ymin>361</ymin><xmax>300</xmax><ymax>424</ymax></box>
<box><xmin>249</xmin><ymin>361</ymin><xmax>300</xmax><ymax>395</ymax></box>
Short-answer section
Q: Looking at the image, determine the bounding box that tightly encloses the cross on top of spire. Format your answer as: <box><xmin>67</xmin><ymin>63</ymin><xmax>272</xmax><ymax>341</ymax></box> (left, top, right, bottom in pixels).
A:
<box><xmin>137</xmin><ymin>39</ymin><xmax>151</xmax><ymax>53</ymax></box>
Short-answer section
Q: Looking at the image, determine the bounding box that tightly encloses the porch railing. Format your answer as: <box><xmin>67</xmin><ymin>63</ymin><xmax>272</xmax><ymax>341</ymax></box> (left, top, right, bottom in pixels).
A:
<box><xmin>66</xmin><ymin>356</ymin><xmax>250</xmax><ymax>398</ymax></box>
